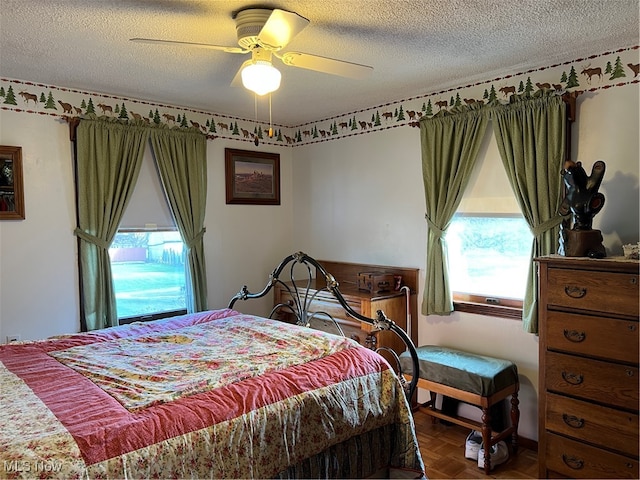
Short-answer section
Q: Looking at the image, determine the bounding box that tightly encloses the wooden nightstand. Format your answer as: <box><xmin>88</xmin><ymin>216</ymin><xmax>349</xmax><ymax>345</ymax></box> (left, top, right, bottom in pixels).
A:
<box><xmin>272</xmin><ymin>260</ymin><xmax>419</xmax><ymax>356</ymax></box>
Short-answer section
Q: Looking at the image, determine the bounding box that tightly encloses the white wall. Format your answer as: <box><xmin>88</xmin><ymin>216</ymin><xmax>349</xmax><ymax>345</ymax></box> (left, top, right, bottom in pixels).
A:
<box><xmin>292</xmin><ymin>127</ymin><xmax>426</xmax><ymax>267</ymax></box>
<box><xmin>576</xmin><ymin>84</ymin><xmax>640</xmax><ymax>251</ymax></box>
<box><xmin>291</xmin><ymin>82</ymin><xmax>640</xmax><ymax>442</ymax></box>
<box><xmin>202</xmin><ymin>140</ymin><xmax>294</xmax><ymax>317</ymax></box>
<box><xmin>0</xmin><ymin>113</ymin><xmax>78</xmax><ymax>340</ymax></box>
<box><xmin>0</xmin><ymin>111</ymin><xmax>294</xmax><ymax>341</ymax></box>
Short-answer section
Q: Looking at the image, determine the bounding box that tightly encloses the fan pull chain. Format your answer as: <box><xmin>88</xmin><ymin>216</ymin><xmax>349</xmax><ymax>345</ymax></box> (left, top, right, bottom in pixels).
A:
<box><xmin>251</xmin><ymin>93</ymin><xmax>273</xmax><ymax>144</ymax></box>
<box><xmin>254</xmin><ymin>93</ymin><xmax>259</xmax><ymax>146</ymax></box>
<box><xmin>268</xmin><ymin>93</ymin><xmax>274</xmax><ymax>138</ymax></box>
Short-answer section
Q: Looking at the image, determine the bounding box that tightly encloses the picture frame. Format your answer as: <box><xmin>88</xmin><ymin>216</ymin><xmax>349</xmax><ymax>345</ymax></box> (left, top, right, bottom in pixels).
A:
<box><xmin>225</xmin><ymin>148</ymin><xmax>280</xmax><ymax>205</ymax></box>
<box><xmin>0</xmin><ymin>145</ymin><xmax>25</xmax><ymax>220</ymax></box>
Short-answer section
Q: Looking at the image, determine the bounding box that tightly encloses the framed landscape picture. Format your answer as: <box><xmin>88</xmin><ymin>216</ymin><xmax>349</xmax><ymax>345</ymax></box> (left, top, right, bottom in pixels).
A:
<box><xmin>225</xmin><ymin>148</ymin><xmax>280</xmax><ymax>205</ymax></box>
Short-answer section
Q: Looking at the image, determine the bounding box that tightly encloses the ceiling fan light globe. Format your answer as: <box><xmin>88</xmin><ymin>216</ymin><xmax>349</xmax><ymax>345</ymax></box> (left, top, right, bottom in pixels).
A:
<box><xmin>241</xmin><ymin>61</ymin><xmax>281</xmax><ymax>96</ymax></box>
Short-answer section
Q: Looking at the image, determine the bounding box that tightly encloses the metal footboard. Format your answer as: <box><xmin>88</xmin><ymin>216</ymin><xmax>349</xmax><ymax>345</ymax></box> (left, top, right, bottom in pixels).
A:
<box><xmin>228</xmin><ymin>251</ymin><xmax>420</xmax><ymax>400</ymax></box>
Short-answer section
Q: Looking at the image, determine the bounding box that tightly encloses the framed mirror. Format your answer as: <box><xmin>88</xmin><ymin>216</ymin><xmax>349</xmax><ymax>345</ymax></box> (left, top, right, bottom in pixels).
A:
<box><xmin>0</xmin><ymin>145</ymin><xmax>25</xmax><ymax>220</ymax></box>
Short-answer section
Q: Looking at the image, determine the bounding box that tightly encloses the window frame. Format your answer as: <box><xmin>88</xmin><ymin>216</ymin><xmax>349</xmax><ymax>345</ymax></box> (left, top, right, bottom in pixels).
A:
<box><xmin>452</xmin><ymin>294</ymin><xmax>523</xmax><ymax>320</ymax></box>
<box><xmin>111</xmin><ymin>227</ymin><xmax>187</xmax><ymax>324</ymax></box>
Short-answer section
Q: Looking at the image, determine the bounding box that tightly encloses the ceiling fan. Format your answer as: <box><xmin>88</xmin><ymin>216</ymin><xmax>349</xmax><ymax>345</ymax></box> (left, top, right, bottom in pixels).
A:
<box><xmin>130</xmin><ymin>8</ymin><xmax>373</xmax><ymax>95</ymax></box>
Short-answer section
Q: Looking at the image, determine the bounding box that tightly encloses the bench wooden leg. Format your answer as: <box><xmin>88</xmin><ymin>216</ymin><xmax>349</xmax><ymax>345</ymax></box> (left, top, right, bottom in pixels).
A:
<box><xmin>510</xmin><ymin>391</ymin><xmax>520</xmax><ymax>453</ymax></box>
<box><xmin>480</xmin><ymin>407</ymin><xmax>492</xmax><ymax>474</ymax></box>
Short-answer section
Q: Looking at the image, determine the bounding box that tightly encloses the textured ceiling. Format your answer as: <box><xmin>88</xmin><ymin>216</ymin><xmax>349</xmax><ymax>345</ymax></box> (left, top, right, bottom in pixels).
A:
<box><xmin>1</xmin><ymin>0</ymin><xmax>638</xmax><ymax>126</ymax></box>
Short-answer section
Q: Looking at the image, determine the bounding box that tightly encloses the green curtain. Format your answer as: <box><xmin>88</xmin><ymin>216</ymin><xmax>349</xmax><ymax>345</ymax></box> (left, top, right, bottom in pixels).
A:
<box><xmin>420</xmin><ymin>106</ymin><xmax>489</xmax><ymax>315</ymax></box>
<box><xmin>490</xmin><ymin>93</ymin><xmax>566</xmax><ymax>334</ymax></box>
<box><xmin>149</xmin><ymin>128</ymin><xmax>208</xmax><ymax>312</ymax></box>
<box><xmin>75</xmin><ymin>119</ymin><xmax>150</xmax><ymax>331</ymax></box>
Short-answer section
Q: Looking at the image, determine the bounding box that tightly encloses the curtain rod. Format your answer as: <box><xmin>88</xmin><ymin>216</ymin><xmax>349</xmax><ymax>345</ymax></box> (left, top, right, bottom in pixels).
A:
<box><xmin>562</xmin><ymin>90</ymin><xmax>582</xmax><ymax>123</ymax></box>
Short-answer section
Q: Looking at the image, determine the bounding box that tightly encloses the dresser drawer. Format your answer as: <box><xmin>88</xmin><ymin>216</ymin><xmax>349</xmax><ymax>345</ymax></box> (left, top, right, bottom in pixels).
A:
<box><xmin>277</xmin><ymin>291</ymin><xmax>363</xmax><ymax>318</ymax></box>
<box><xmin>307</xmin><ymin>314</ymin><xmax>369</xmax><ymax>345</ymax></box>
<box><xmin>545</xmin><ymin>351</ymin><xmax>638</xmax><ymax>410</ymax></box>
<box><xmin>545</xmin><ymin>432</ymin><xmax>639</xmax><ymax>479</ymax></box>
<box><xmin>546</xmin><ymin>392</ymin><xmax>639</xmax><ymax>457</ymax></box>
<box><xmin>547</xmin><ymin>268</ymin><xmax>639</xmax><ymax>316</ymax></box>
<box><xmin>546</xmin><ymin>311</ymin><xmax>639</xmax><ymax>364</ymax></box>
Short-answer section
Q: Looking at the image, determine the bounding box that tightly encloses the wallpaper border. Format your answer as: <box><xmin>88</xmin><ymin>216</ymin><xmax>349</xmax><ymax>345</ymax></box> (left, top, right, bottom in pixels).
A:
<box><xmin>1</xmin><ymin>46</ymin><xmax>638</xmax><ymax>148</ymax></box>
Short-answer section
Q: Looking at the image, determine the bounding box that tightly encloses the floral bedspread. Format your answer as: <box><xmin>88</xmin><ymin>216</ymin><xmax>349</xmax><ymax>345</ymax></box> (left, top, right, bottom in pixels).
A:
<box><xmin>49</xmin><ymin>315</ymin><xmax>356</xmax><ymax>411</ymax></box>
<box><xmin>0</xmin><ymin>309</ymin><xmax>424</xmax><ymax>479</ymax></box>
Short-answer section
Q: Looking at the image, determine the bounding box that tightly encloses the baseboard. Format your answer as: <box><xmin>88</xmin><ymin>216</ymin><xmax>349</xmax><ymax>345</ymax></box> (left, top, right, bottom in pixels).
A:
<box><xmin>518</xmin><ymin>435</ymin><xmax>538</xmax><ymax>452</ymax></box>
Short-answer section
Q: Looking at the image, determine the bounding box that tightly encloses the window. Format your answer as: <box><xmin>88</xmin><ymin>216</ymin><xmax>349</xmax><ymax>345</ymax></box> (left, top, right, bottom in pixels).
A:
<box><xmin>108</xmin><ymin>148</ymin><xmax>187</xmax><ymax>322</ymax></box>
<box><xmin>110</xmin><ymin>230</ymin><xmax>187</xmax><ymax>322</ymax></box>
<box><xmin>447</xmin><ymin>214</ymin><xmax>532</xmax><ymax>318</ymax></box>
<box><xmin>446</xmin><ymin>128</ymin><xmax>532</xmax><ymax>319</ymax></box>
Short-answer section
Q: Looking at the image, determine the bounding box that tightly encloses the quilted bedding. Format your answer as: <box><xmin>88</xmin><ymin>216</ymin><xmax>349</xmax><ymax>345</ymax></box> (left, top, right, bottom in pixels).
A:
<box><xmin>0</xmin><ymin>309</ymin><xmax>424</xmax><ymax>479</ymax></box>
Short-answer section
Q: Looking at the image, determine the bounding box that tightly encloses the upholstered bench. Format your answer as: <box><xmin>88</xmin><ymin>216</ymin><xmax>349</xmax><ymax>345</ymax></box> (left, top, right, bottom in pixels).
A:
<box><xmin>399</xmin><ymin>345</ymin><xmax>519</xmax><ymax>473</ymax></box>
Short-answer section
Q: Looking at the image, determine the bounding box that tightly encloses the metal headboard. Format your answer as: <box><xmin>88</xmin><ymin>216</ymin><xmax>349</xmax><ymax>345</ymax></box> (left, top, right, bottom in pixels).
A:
<box><xmin>228</xmin><ymin>251</ymin><xmax>420</xmax><ymax>400</ymax></box>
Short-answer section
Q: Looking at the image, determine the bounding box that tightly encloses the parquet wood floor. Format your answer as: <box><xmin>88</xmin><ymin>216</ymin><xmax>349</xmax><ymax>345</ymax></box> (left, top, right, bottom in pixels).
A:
<box><xmin>413</xmin><ymin>410</ymin><xmax>538</xmax><ymax>479</ymax></box>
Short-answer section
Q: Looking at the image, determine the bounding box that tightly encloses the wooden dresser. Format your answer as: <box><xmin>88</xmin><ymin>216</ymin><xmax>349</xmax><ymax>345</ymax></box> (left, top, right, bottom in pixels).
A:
<box><xmin>536</xmin><ymin>255</ymin><xmax>639</xmax><ymax>479</ymax></box>
<box><xmin>273</xmin><ymin>260</ymin><xmax>419</xmax><ymax>356</ymax></box>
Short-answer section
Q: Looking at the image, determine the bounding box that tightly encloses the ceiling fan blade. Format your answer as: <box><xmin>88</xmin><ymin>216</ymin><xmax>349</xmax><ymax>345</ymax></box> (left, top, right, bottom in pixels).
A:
<box><xmin>257</xmin><ymin>9</ymin><xmax>310</xmax><ymax>50</ymax></box>
<box><xmin>130</xmin><ymin>37</ymin><xmax>247</xmax><ymax>54</ymax></box>
<box><xmin>278</xmin><ymin>52</ymin><xmax>373</xmax><ymax>79</ymax></box>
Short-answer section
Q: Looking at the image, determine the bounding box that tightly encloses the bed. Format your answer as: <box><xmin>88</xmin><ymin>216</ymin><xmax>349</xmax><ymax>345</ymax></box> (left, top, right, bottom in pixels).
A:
<box><xmin>0</xmin><ymin>252</ymin><xmax>424</xmax><ymax>479</ymax></box>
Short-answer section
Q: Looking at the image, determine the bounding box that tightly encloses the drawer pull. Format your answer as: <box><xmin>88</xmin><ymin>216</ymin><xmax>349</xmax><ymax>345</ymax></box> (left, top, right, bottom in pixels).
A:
<box><xmin>562</xmin><ymin>414</ymin><xmax>585</xmax><ymax>428</ymax></box>
<box><xmin>365</xmin><ymin>334</ymin><xmax>377</xmax><ymax>349</ymax></box>
<box><xmin>563</xmin><ymin>329</ymin><xmax>586</xmax><ymax>342</ymax></box>
<box><xmin>564</xmin><ymin>285</ymin><xmax>587</xmax><ymax>298</ymax></box>
<box><xmin>629</xmin><ymin>324</ymin><xmax>637</xmax><ymax>332</ymax></box>
<box><xmin>626</xmin><ymin>369</ymin><xmax>634</xmax><ymax>377</ymax></box>
<box><xmin>561</xmin><ymin>371</ymin><xmax>584</xmax><ymax>385</ymax></box>
<box><xmin>562</xmin><ymin>454</ymin><xmax>584</xmax><ymax>470</ymax></box>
